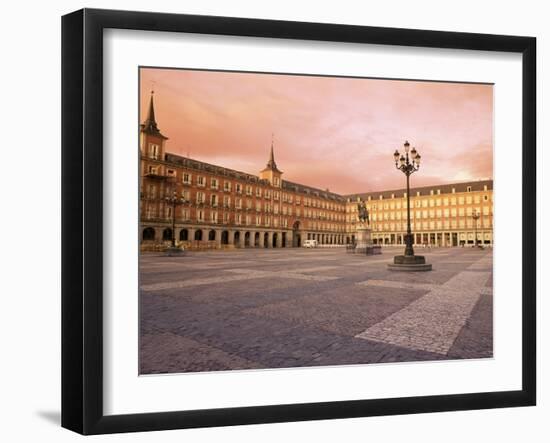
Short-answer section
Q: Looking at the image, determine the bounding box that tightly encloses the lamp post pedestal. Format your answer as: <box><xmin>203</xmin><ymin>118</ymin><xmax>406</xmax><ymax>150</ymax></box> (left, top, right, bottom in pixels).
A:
<box><xmin>388</xmin><ymin>254</ymin><xmax>432</xmax><ymax>271</ymax></box>
<box><xmin>389</xmin><ymin>234</ymin><xmax>432</xmax><ymax>271</ymax></box>
<box><xmin>165</xmin><ymin>245</ymin><xmax>186</xmax><ymax>256</ymax></box>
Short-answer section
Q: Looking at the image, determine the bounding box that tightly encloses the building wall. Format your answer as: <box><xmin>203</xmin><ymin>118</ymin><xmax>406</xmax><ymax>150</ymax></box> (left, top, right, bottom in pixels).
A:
<box><xmin>139</xmin><ymin>150</ymin><xmax>348</xmax><ymax>250</ymax></box>
<box><xmin>345</xmin><ymin>182</ymin><xmax>494</xmax><ymax>247</ymax></box>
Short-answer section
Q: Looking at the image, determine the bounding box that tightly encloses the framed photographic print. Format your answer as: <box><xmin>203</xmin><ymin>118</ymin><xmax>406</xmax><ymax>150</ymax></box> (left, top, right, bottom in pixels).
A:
<box><xmin>61</xmin><ymin>8</ymin><xmax>536</xmax><ymax>435</ymax></box>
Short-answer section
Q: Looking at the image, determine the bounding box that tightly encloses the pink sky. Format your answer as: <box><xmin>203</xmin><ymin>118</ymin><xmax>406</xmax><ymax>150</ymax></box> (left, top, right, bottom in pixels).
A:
<box><xmin>140</xmin><ymin>68</ymin><xmax>493</xmax><ymax>194</ymax></box>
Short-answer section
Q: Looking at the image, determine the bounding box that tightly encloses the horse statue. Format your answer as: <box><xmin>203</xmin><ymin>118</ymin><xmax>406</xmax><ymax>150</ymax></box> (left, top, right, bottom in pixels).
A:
<box><xmin>357</xmin><ymin>200</ymin><xmax>370</xmax><ymax>226</ymax></box>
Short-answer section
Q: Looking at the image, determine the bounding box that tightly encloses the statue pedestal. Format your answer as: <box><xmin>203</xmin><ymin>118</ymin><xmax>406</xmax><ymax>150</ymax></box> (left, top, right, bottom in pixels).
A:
<box><xmin>355</xmin><ymin>226</ymin><xmax>372</xmax><ymax>254</ymax></box>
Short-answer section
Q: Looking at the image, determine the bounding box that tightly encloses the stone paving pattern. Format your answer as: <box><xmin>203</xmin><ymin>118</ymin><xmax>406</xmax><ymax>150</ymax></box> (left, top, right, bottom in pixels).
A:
<box><xmin>140</xmin><ymin>247</ymin><xmax>493</xmax><ymax>374</ymax></box>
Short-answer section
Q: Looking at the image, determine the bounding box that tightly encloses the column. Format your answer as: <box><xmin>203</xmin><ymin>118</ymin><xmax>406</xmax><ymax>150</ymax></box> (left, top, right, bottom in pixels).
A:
<box><xmin>154</xmin><ymin>227</ymin><xmax>162</xmax><ymax>242</ymax></box>
<box><xmin>228</xmin><ymin>230</ymin><xmax>235</xmax><ymax>246</ymax></box>
<box><xmin>215</xmin><ymin>229</ymin><xmax>222</xmax><ymax>248</ymax></box>
<box><xmin>267</xmin><ymin>232</ymin><xmax>273</xmax><ymax>248</ymax></box>
<box><xmin>240</xmin><ymin>232</ymin><xmax>246</xmax><ymax>248</ymax></box>
<box><xmin>276</xmin><ymin>232</ymin><xmax>283</xmax><ymax>248</ymax></box>
<box><xmin>258</xmin><ymin>231</ymin><xmax>265</xmax><ymax>248</ymax></box>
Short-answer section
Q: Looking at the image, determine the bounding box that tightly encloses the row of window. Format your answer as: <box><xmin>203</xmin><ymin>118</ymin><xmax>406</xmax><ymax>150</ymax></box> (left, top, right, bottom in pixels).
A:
<box><xmin>144</xmin><ymin>205</ymin><xmax>345</xmax><ymax>231</ymax></box>
<box><xmin>347</xmin><ymin>206</ymin><xmax>492</xmax><ymax>223</ymax></box>
<box><xmin>146</xmin><ymin>167</ymin><xmax>346</xmax><ymax>211</ymax></box>
<box><xmin>348</xmin><ymin>184</ymin><xmax>490</xmax><ymax>203</ymax></box>
<box><xmin>143</xmin><ymin>186</ymin><xmax>346</xmax><ymax>220</ymax></box>
<box><xmin>347</xmin><ymin>195</ymin><xmax>492</xmax><ymax>212</ymax></box>
<box><xmin>354</xmin><ymin>219</ymin><xmax>493</xmax><ymax>231</ymax></box>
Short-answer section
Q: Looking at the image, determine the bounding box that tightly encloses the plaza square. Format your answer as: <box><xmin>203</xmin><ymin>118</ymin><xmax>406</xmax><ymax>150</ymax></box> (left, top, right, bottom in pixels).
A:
<box><xmin>140</xmin><ymin>247</ymin><xmax>492</xmax><ymax>374</ymax></box>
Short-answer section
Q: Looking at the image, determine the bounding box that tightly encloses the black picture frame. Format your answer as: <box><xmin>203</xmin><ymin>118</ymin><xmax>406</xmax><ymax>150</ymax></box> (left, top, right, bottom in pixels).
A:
<box><xmin>61</xmin><ymin>8</ymin><xmax>536</xmax><ymax>435</ymax></box>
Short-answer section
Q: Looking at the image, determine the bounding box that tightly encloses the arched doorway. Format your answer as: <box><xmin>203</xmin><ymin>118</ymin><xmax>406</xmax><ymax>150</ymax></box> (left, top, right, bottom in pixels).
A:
<box><xmin>179</xmin><ymin>229</ymin><xmax>188</xmax><ymax>241</ymax></box>
<box><xmin>162</xmin><ymin>228</ymin><xmax>172</xmax><ymax>241</ymax></box>
<box><xmin>282</xmin><ymin>232</ymin><xmax>287</xmax><ymax>247</ymax></box>
<box><xmin>244</xmin><ymin>232</ymin><xmax>251</xmax><ymax>247</ymax></box>
<box><xmin>142</xmin><ymin>227</ymin><xmax>155</xmax><ymax>241</ymax></box>
<box><xmin>234</xmin><ymin>231</ymin><xmax>241</xmax><ymax>247</ymax></box>
<box><xmin>208</xmin><ymin>229</ymin><xmax>216</xmax><ymax>241</ymax></box>
<box><xmin>195</xmin><ymin>229</ymin><xmax>203</xmax><ymax>241</ymax></box>
<box><xmin>221</xmin><ymin>231</ymin><xmax>229</xmax><ymax>245</ymax></box>
<box><xmin>254</xmin><ymin>232</ymin><xmax>260</xmax><ymax>247</ymax></box>
<box><xmin>264</xmin><ymin>232</ymin><xmax>269</xmax><ymax>248</ymax></box>
<box><xmin>272</xmin><ymin>233</ymin><xmax>278</xmax><ymax>248</ymax></box>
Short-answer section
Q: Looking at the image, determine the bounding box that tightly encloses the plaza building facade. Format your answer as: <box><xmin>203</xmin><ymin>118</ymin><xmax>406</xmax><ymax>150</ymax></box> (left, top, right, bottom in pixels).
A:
<box><xmin>139</xmin><ymin>92</ymin><xmax>493</xmax><ymax>250</ymax></box>
<box><xmin>140</xmin><ymin>93</ymin><xmax>347</xmax><ymax>250</ymax></box>
<box><xmin>345</xmin><ymin>180</ymin><xmax>494</xmax><ymax>247</ymax></box>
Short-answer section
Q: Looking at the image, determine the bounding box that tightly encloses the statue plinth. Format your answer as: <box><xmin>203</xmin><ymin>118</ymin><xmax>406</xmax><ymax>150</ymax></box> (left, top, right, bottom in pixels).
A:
<box><xmin>355</xmin><ymin>224</ymin><xmax>372</xmax><ymax>253</ymax></box>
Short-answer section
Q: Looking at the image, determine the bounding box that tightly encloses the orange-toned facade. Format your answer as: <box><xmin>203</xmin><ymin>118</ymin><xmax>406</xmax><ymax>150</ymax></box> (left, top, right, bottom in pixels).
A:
<box><xmin>345</xmin><ymin>181</ymin><xmax>494</xmax><ymax>247</ymax></box>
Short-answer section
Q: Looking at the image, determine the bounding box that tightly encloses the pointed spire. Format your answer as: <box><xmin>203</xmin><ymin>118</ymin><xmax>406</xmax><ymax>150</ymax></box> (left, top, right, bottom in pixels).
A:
<box><xmin>147</xmin><ymin>90</ymin><xmax>156</xmax><ymax>124</ymax></box>
<box><xmin>140</xmin><ymin>89</ymin><xmax>167</xmax><ymax>139</ymax></box>
<box><xmin>266</xmin><ymin>133</ymin><xmax>279</xmax><ymax>170</ymax></box>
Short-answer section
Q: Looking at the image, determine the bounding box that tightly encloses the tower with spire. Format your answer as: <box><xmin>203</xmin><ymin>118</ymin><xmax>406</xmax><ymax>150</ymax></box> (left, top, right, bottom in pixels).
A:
<box><xmin>259</xmin><ymin>135</ymin><xmax>283</xmax><ymax>187</ymax></box>
<box><xmin>140</xmin><ymin>90</ymin><xmax>168</xmax><ymax>160</ymax></box>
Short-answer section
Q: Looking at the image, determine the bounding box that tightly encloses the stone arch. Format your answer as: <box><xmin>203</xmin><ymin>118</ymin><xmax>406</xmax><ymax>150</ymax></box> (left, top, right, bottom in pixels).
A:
<box><xmin>254</xmin><ymin>232</ymin><xmax>260</xmax><ymax>247</ymax></box>
<box><xmin>264</xmin><ymin>232</ymin><xmax>269</xmax><ymax>248</ymax></box>
<box><xmin>179</xmin><ymin>229</ymin><xmax>188</xmax><ymax>241</ymax></box>
<box><xmin>272</xmin><ymin>233</ymin><xmax>278</xmax><ymax>248</ymax></box>
<box><xmin>221</xmin><ymin>230</ymin><xmax>229</xmax><ymax>245</ymax></box>
<box><xmin>244</xmin><ymin>232</ymin><xmax>251</xmax><ymax>247</ymax></box>
<box><xmin>208</xmin><ymin>229</ymin><xmax>216</xmax><ymax>241</ymax></box>
<box><xmin>234</xmin><ymin>231</ymin><xmax>241</xmax><ymax>247</ymax></box>
<box><xmin>142</xmin><ymin>227</ymin><xmax>155</xmax><ymax>241</ymax></box>
<box><xmin>162</xmin><ymin>228</ymin><xmax>172</xmax><ymax>241</ymax></box>
<box><xmin>194</xmin><ymin>229</ymin><xmax>203</xmax><ymax>241</ymax></box>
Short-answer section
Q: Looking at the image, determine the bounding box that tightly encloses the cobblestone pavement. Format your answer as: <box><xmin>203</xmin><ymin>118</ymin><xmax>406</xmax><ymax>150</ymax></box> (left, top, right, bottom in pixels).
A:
<box><xmin>140</xmin><ymin>246</ymin><xmax>493</xmax><ymax>374</ymax></box>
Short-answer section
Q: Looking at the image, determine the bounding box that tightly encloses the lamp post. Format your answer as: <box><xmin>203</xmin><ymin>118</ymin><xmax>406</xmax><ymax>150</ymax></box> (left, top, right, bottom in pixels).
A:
<box><xmin>388</xmin><ymin>141</ymin><xmax>432</xmax><ymax>271</ymax></box>
<box><xmin>164</xmin><ymin>188</ymin><xmax>186</xmax><ymax>255</ymax></box>
<box><xmin>472</xmin><ymin>210</ymin><xmax>480</xmax><ymax>248</ymax></box>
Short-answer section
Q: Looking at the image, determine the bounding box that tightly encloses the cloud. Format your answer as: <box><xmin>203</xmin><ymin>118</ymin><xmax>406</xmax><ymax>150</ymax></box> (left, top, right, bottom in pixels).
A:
<box><xmin>140</xmin><ymin>68</ymin><xmax>493</xmax><ymax>193</ymax></box>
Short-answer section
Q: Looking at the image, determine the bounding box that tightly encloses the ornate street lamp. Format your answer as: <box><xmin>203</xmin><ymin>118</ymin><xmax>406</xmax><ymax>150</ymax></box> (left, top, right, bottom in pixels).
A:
<box><xmin>164</xmin><ymin>189</ymin><xmax>186</xmax><ymax>255</ymax></box>
<box><xmin>388</xmin><ymin>141</ymin><xmax>432</xmax><ymax>271</ymax></box>
<box><xmin>472</xmin><ymin>210</ymin><xmax>480</xmax><ymax>248</ymax></box>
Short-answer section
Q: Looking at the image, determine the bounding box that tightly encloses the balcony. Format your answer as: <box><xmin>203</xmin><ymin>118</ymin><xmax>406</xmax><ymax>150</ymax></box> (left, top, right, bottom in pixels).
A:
<box><xmin>144</xmin><ymin>171</ymin><xmax>167</xmax><ymax>180</ymax></box>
